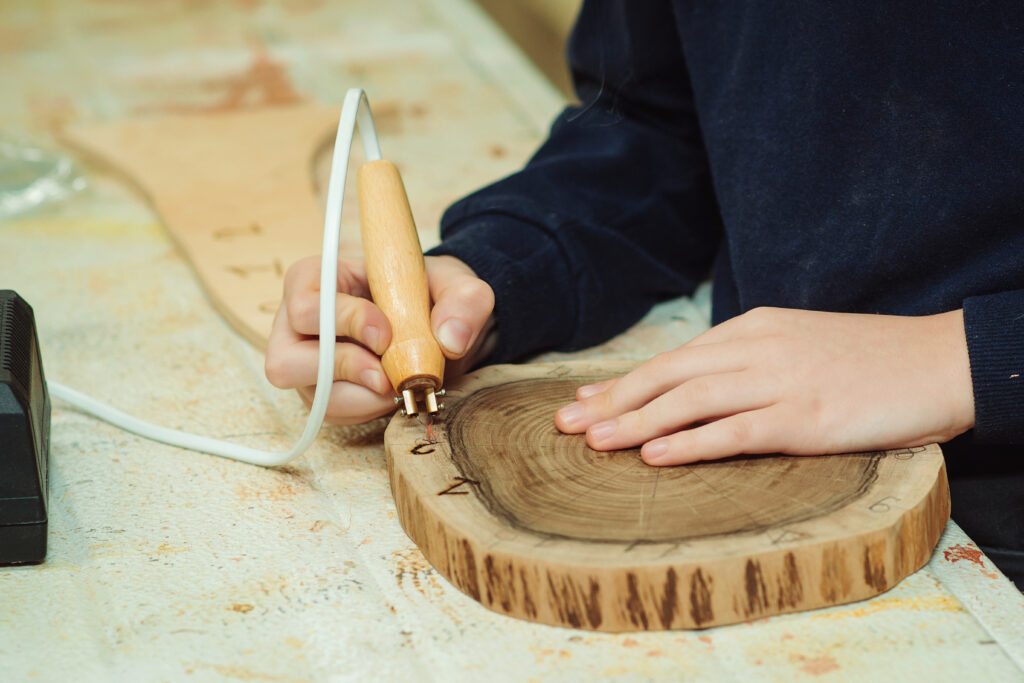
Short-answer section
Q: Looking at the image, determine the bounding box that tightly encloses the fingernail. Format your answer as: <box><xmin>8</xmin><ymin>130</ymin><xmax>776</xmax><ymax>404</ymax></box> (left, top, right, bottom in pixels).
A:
<box><xmin>437</xmin><ymin>319</ymin><xmax>471</xmax><ymax>355</ymax></box>
<box><xmin>557</xmin><ymin>402</ymin><xmax>583</xmax><ymax>427</ymax></box>
<box><xmin>363</xmin><ymin>325</ymin><xmax>382</xmax><ymax>354</ymax></box>
<box><xmin>644</xmin><ymin>440</ymin><xmax>669</xmax><ymax>462</ymax></box>
<box><xmin>360</xmin><ymin>368</ymin><xmax>389</xmax><ymax>394</ymax></box>
<box><xmin>589</xmin><ymin>419</ymin><xmax>617</xmax><ymax>441</ymax></box>
<box><xmin>577</xmin><ymin>383</ymin><xmax>604</xmax><ymax>399</ymax></box>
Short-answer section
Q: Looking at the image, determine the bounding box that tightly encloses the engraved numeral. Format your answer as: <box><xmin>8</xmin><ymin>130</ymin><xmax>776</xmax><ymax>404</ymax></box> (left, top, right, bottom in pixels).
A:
<box><xmin>658</xmin><ymin>542</ymin><xmax>687</xmax><ymax>558</ymax></box>
<box><xmin>437</xmin><ymin>476</ymin><xmax>479</xmax><ymax>496</ymax></box>
<box><xmin>869</xmin><ymin>496</ymin><xmax>900</xmax><ymax>513</ymax></box>
<box><xmin>890</xmin><ymin>446</ymin><xmax>926</xmax><ymax>460</ymax></box>
<box><xmin>226</xmin><ymin>259</ymin><xmax>283</xmax><ymax>278</ymax></box>
<box><xmin>213</xmin><ymin>222</ymin><xmax>262</xmax><ymax>240</ymax></box>
<box><xmin>769</xmin><ymin>529</ymin><xmax>810</xmax><ymax>545</ymax></box>
<box><xmin>546</xmin><ymin>365</ymin><xmax>572</xmax><ymax>378</ymax></box>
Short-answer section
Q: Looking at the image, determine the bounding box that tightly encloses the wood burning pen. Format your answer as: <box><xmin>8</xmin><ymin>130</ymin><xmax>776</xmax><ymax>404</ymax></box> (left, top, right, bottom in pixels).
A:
<box><xmin>357</xmin><ymin>160</ymin><xmax>445</xmax><ymax>417</ymax></box>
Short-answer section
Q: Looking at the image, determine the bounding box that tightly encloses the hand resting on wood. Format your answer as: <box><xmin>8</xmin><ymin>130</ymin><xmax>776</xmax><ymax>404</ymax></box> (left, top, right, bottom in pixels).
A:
<box><xmin>555</xmin><ymin>307</ymin><xmax>975</xmax><ymax>466</ymax></box>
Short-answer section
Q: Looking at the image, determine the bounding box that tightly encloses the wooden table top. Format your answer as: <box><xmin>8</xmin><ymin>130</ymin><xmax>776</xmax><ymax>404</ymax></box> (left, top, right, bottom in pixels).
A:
<box><xmin>1</xmin><ymin>0</ymin><xmax>1022</xmax><ymax>680</ymax></box>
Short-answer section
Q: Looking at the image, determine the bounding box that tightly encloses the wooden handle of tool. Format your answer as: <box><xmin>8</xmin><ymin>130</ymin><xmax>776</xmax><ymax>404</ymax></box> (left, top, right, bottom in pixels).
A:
<box><xmin>358</xmin><ymin>160</ymin><xmax>444</xmax><ymax>394</ymax></box>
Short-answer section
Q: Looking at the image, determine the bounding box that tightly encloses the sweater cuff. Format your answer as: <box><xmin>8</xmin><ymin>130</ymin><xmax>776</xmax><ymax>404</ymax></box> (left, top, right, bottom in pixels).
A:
<box><xmin>963</xmin><ymin>289</ymin><xmax>1024</xmax><ymax>443</ymax></box>
<box><xmin>426</xmin><ymin>196</ymin><xmax>576</xmax><ymax>364</ymax></box>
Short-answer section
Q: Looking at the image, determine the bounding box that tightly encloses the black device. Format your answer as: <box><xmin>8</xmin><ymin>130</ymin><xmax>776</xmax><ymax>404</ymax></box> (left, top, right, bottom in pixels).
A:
<box><xmin>0</xmin><ymin>290</ymin><xmax>49</xmax><ymax>564</ymax></box>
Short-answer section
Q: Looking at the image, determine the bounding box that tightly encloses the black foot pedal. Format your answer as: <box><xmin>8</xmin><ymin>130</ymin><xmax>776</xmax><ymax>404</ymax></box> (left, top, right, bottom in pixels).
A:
<box><xmin>0</xmin><ymin>290</ymin><xmax>49</xmax><ymax>565</ymax></box>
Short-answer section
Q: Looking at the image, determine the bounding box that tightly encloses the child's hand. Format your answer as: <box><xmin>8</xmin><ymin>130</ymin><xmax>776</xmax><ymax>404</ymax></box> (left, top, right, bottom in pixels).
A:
<box><xmin>555</xmin><ymin>308</ymin><xmax>975</xmax><ymax>465</ymax></box>
<box><xmin>265</xmin><ymin>254</ymin><xmax>495</xmax><ymax>425</ymax></box>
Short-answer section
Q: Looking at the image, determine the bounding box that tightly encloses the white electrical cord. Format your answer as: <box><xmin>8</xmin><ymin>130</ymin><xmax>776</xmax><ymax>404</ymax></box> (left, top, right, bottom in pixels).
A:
<box><xmin>46</xmin><ymin>88</ymin><xmax>383</xmax><ymax>467</ymax></box>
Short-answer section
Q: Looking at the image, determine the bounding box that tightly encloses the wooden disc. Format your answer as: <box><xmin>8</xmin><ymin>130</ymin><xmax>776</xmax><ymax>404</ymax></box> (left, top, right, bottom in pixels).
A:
<box><xmin>385</xmin><ymin>362</ymin><xmax>950</xmax><ymax>631</ymax></box>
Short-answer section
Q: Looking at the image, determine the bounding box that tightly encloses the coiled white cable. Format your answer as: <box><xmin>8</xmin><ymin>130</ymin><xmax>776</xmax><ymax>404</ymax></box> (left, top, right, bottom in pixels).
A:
<box><xmin>46</xmin><ymin>88</ymin><xmax>382</xmax><ymax>467</ymax></box>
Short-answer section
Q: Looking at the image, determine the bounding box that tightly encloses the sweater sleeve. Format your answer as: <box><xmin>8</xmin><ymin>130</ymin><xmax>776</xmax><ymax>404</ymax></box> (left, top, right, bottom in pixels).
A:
<box><xmin>963</xmin><ymin>289</ymin><xmax>1024</xmax><ymax>443</ymax></box>
<box><xmin>427</xmin><ymin>1</ymin><xmax>722</xmax><ymax>363</ymax></box>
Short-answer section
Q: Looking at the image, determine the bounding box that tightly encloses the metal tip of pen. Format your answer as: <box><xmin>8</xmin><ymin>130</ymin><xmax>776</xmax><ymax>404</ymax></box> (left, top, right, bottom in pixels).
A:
<box><xmin>399</xmin><ymin>388</ymin><xmax>444</xmax><ymax>417</ymax></box>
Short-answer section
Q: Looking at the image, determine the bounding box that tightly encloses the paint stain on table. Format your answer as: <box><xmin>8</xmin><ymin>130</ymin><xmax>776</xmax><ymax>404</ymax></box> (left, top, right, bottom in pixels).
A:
<box><xmin>790</xmin><ymin>654</ymin><xmax>840</xmax><ymax>676</ymax></box>
<box><xmin>138</xmin><ymin>48</ymin><xmax>303</xmax><ymax>115</ymax></box>
<box><xmin>811</xmin><ymin>593</ymin><xmax>965</xmax><ymax>621</ymax></box>
<box><xmin>943</xmin><ymin>543</ymin><xmax>1000</xmax><ymax>579</ymax></box>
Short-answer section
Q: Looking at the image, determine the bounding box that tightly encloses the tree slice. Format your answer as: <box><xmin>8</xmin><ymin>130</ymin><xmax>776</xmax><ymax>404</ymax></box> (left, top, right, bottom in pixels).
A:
<box><xmin>385</xmin><ymin>361</ymin><xmax>950</xmax><ymax>631</ymax></box>
<box><xmin>59</xmin><ymin>104</ymin><xmax>341</xmax><ymax>349</ymax></box>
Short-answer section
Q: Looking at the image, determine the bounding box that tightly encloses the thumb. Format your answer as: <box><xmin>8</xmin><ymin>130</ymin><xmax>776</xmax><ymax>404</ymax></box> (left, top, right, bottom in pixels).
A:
<box><xmin>427</xmin><ymin>256</ymin><xmax>495</xmax><ymax>360</ymax></box>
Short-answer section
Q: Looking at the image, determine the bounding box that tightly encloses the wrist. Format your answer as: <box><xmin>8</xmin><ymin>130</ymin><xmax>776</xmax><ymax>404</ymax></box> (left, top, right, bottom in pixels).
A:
<box><xmin>929</xmin><ymin>309</ymin><xmax>975</xmax><ymax>438</ymax></box>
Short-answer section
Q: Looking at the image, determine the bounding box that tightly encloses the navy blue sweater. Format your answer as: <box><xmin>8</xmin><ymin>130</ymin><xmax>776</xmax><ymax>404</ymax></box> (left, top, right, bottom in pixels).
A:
<box><xmin>429</xmin><ymin>2</ymin><xmax>1024</xmax><ymax>584</ymax></box>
